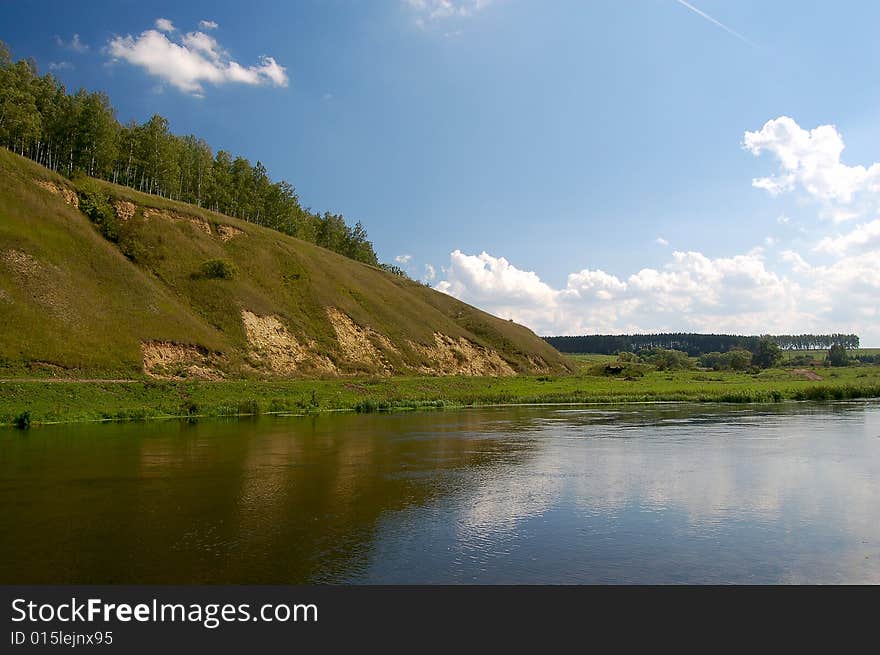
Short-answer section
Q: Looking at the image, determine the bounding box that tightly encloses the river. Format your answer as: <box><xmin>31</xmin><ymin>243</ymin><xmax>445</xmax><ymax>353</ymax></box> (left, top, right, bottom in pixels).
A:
<box><xmin>2</xmin><ymin>402</ymin><xmax>878</xmax><ymax>583</ymax></box>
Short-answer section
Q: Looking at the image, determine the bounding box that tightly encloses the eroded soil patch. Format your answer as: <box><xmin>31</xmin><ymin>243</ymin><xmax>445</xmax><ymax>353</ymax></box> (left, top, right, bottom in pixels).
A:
<box><xmin>241</xmin><ymin>310</ymin><xmax>335</xmax><ymax>375</ymax></box>
<box><xmin>141</xmin><ymin>341</ymin><xmax>224</xmax><ymax>380</ymax></box>
<box><xmin>409</xmin><ymin>333</ymin><xmax>515</xmax><ymax>376</ymax></box>
<box><xmin>326</xmin><ymin>307</ymin><xmax>396</xmax><ymax>374</ymax></box>
<box><xmin>34</xmin><ymin>179</ymin><xmax>79</xmax><ymax>208</ymax></box>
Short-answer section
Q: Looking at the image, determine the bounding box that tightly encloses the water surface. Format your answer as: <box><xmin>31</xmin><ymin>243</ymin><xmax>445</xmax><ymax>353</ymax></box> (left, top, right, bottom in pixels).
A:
<box><xmin>1</xmin><ymin>402</ymin><xmax>879</xmax><ymax>583</ymax></box>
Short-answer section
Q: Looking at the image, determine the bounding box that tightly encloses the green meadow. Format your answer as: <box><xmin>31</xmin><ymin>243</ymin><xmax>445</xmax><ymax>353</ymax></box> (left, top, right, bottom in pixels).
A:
<box><xmin>4</xmin><ymin>360</ymin><xmax>880</xmax><ymax>427</ymax></box>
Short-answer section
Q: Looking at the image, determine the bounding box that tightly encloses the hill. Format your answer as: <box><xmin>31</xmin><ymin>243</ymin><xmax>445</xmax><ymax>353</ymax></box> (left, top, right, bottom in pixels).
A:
<box><xmin>0</xmin><ymin>149</ymin><xmax>570</xmax><ymax>380</ymax></box>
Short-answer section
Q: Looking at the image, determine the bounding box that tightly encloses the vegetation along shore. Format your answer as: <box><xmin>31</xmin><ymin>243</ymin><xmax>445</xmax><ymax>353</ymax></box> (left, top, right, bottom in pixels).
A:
<box><xmin>4</xmin><ymin>351</ymin><xmax>880</xmax><ymax>427</ymax></box>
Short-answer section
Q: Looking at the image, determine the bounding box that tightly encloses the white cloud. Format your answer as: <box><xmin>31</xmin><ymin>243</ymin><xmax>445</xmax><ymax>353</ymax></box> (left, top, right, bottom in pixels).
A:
<box><xmin>815</xmin><ymin>220</ymin><xmax>880</xmax><ymax>256</ymax></box>
<box><xmin>433</xmin><ymin>246</ymin><xmax>880</xmax><ymax>339</ymax></box>
<box><xmin>434</xmin><ymin>239</ymin><xmax>880</xmax><ymax>342</ymax></box>
<box><xmin>404</xmin><ymin>0</ymin><xmax>493</xmax><ymax>28</ymax></box>
<box><xmin>780</xmin><ymin>250</ymin><xmax>811</xmax><ymax>274</ymax></box>
<box><xmin>776</xmin><ymin>214</ymin><xmax>791</xmax><ymax>224</ymax></box>
<box><xmin>424</xmin><ymin>264</ymin><xmax>437</xmax><ymax>280</ymax></box>
<box><xmin>55</xmin><ymin>33</ymin><xmax>89</xmax><ymax>53</ymax></box>
<box><xmin>745</xmin><ymin>116</ymin><xmax>880</xmax><ymax>220</ymax></box>
<box><xmin>155</xmin><ymin>18</ymin><xmax>175</xmax><ymax>32</ymax></box>
<box><xmin>106</xmin><ymin>21</ymin><xmax>288</xmax><ymax>95</ymax></box>
<box><xmin>395</xmin><ymin>254</ymin><xmax>412</xmax><ymax>264</ymax></box>
<box><xmin>48</xmin><ymin>61</ymin><xmax>73</xmax><ymax>71</ymax></box>
<box><xmin>655</xmin><ymin>236</ymin><xmax>669</xmax><ymax>246</ymax></box>
<box><xmin>199</xmin><ymin>20</ymin><xmax>219</xmax><ymax>30</ymax></box>
<box><xmin>436</xmin><ymin>251</ymin><xmax>558</xmax><ymax>307</ymax></box>
<box><xmin>786</xmin><ymin>252</ymin><xmax>880</xmax><ymax>326</ymax></box>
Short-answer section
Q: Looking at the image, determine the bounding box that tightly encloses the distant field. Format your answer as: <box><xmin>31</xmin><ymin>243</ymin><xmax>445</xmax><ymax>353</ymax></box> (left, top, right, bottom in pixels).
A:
<box><xmin>779</xmin><ymin>348</ymin><xmax>879</xmax><ymax>363</ymax></box>
<box><xmin>565</xmin><ymin>353</ymin><xmax>618</xmax><ymax>368</ymax></box>
<box><xmin>565</xmin><ymin>350</ymin><xmax>879</xmax><ymax>364</ymax></box>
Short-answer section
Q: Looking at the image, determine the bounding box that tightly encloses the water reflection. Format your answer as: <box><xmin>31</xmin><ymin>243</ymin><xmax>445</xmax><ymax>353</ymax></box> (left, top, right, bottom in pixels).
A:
<box><xmin>1</xmin><ymin>403</ymin><xmax>878</xmax><ymax>583</ymax></box>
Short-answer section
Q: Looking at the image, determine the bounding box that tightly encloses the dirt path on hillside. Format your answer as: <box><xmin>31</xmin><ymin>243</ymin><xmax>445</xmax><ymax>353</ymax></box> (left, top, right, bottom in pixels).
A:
<box><xmin>791</xmin><ymin>369</ymin><xmax>823</xmax><ymax>381</ymax></box>
<box><xmin>0</xmin><ymin>378</ymin><xmax>140</xmax><ymax>384</ymax></box>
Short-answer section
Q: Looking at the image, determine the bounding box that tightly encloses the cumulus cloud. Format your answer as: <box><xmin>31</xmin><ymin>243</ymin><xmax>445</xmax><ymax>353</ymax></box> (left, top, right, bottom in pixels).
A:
<box><xmin>199</xmin><ymin>20</ymin><xmax>219</xmax><ymax>30</ymax></box>
<box><xmin>782</xmin><ymin>252</ymin><xmax>880</xmax><ymax>325</ymax></box>
<box><xmin>745</xmin><ymin>116</ymin><xmax>880</xmax><ymax>220</ymax></box>
<box><xmin>656</xmin><ymin>236</ymin><xmax>669</xmax><ymax>246</ymax></box>
<box><xmin>815</xmin><ymin>220</ymin><xmax>880</xmax><ymax>256</ymax></box>
<box><xmin>395</xmin><ymin>254</ymin><xmax>412</xmax><ymax>264</ymax></box>
<box><xmin>106</xmin><ymin>20</ymin><xmax>288</xmax><ymax>95</ymax></box>
<box><xmin>433</xmin><ymin>246</ymin><xmax>880</xmax><ymax>340</ymax></box>
<box><xmin>435</xmin><ymin>248</ymin><xmax>809</xmax><ymax>337</ymax></box>
<box><xmin>55</xmin><ymin>33</ymin><xmax>89</xmax><ymax>53</ymax></box>
<box><xmin>780</xmin><ymin>250</ymin><xmax>811</xmax><ymax>274</ymax></box>
<box><xmin>155</xmin><ymin>18</ymin><xmax>175</xmax><ymax>33</ymax></box>
<box><xmin>424</xmin><ymin>264</ymin><xmax>437</xmax><ymax>280</ymax></box>
<box><xmin>48</xmin><ymin>61</ymin><xmax>73</xmax><ymax>71</ymax></box>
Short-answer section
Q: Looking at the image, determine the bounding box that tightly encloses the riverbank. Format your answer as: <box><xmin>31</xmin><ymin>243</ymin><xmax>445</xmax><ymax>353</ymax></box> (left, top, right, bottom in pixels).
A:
<box><xmin>3</xmin><ymin>364</ymin><xmax>880</xmax><ymax>426</ymax></box>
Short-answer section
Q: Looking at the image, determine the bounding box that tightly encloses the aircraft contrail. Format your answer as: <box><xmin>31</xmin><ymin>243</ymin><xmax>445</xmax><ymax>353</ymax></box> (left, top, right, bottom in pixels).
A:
<box><xmin>675</xmin><ymin>0</ymin><xmax>759</xmax><ymax>48</ymax></box>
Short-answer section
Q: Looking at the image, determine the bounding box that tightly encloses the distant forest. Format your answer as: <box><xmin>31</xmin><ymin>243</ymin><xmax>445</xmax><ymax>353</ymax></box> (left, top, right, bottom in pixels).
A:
<box><xmin>0</xmin><ymin>41</ymin><xmax>392</xmax><ymax>269</ymax></box>
<box><xmin>544</xmin><ymin>333</ymin><xmax>861</xmax><ymax>355</ymax></box>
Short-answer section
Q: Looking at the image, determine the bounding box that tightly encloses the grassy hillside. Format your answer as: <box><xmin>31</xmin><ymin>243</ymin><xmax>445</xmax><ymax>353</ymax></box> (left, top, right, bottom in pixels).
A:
<box><xmin>0</xmin><ymin>149</ymin><xmax>570</xmax><ymax>379</ymax></box>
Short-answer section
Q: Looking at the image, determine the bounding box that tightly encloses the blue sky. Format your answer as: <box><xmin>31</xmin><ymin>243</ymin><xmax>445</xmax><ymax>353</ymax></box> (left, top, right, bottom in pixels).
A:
<box><xmin>4</xmin><ymin>1</ymin><xmax>880</xmax><ymax>342</ymax></box>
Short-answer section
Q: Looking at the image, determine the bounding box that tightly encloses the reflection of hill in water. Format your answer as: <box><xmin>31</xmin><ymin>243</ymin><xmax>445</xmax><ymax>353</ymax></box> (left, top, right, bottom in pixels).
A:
<box><xmin>0</xmin><ymin>409</ymin><xmax>546</xmax><ymax>583</ymax></box>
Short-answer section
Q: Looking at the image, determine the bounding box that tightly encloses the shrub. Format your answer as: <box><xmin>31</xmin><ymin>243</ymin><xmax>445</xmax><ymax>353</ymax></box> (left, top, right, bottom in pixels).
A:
<box><xmin>116</xmin><ymin>217</ymin><xmax>152</xmax><ymax>263</ymax></box>
<box><xmin>752</xmin><ymin>338</ymin><xmax>782</xmax><ymax>369</ymax></box>
<box><xmin>828</xmin><ymin>344</ymin><xmax>849</xmax><ymax>367</ymax></box>
<box><xmin>178</xmin><ymin>400</ymin><xmax>199</xmax><ymax>416</ymax></box>
<box><xmin>237</xmin><ymin>399</ymin><xmax>259</xmax><ymax>416</ymax></box>
<box><xmin>699</xmin><ymin>349</ymin><xmax>752</xmax><ymax>371</ymax></box>
<box><xmin>586</xmin><ymin>361</ymin><xmax>650</xmax><ymax>378</ymax></box>
<box><xmin>698</xmin><ymin>352</ymin><xmax>723</xmax><ymax>369</ymax></box>
<box><xmin>13</xmin><ymin>411</ymin><xmax>31</xmax><ymax>430</ymax></box>
<box><xmin>196</xmin><ymin>259</ymin><xmax>238</xmax><ymax>280</ymax></box>
<box><xmin>74</xmin><ymin>179</ymin><xmax>120</xmax><ymax>242</ymax></box>
<box><xmin>723</xmin><ymin>349</ymin><xmax>754</xmax><ymax>371</ymax></box>
<box><xmin>639</xmin><ymin>348</ymin><xmax>693</xmax><ymax>371</ymax></box>
<box><xmin>355</xmin><ymin>398</ymin><xmax>392</xmax><ymax>413</ymax></box>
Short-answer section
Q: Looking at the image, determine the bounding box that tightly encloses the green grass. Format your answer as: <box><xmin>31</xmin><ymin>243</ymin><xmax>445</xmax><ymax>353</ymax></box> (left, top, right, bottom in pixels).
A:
<box><xmin>565</xmin><ymin>353</ymin><xmax>619</xmax><ymax>365</ymax></box>
<box><xmin>3</xmin><ymin>364</ymin><xmax>880</xmax><ymax>426</ymax></box>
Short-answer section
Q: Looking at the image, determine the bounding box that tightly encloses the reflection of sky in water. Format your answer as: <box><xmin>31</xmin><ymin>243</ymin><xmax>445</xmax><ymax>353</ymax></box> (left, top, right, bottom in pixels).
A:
<box><xmin>352</xmin><ymin>403</ymin><xmax>880</xmax><ymax>583</ymax></box>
